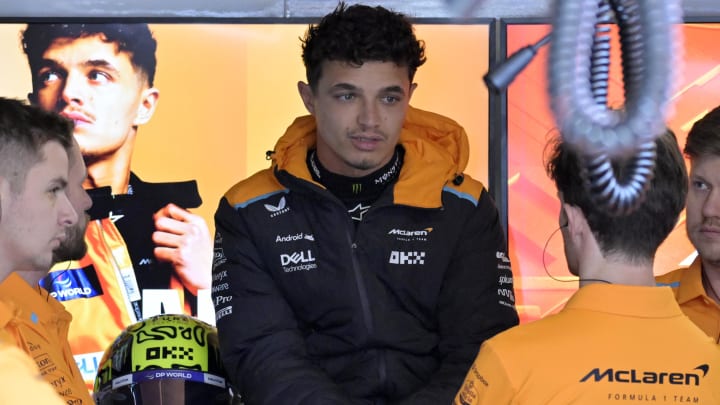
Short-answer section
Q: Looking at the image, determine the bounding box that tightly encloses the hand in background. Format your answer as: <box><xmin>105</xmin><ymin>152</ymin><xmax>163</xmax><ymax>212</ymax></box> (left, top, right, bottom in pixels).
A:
<box><xmin>153</xmin><ymin>203</ymin><xmax>212</xmax><ymax>295</ymax></box>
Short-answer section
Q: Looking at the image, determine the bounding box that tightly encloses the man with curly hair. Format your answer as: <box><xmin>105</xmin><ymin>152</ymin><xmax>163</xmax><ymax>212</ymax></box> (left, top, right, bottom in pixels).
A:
<box><xmin>211</xmin><ymin>3</ymin><xmax>518</xmax><ymax>403</ymax></box>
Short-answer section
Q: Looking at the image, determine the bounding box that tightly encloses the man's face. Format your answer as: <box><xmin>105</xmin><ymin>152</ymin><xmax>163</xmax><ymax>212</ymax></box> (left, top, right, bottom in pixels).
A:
<box><xmin>31</xmin><ymin>34</ymin><xmax>155</xmax><ymax>161</ymax></box>
<box><xmin>52</xmin><ymin>141</ymin><xmax>92</xmax><ymax>262</ymax></box>
<box><xmin>298</xmin><ymin>61</ymin><xmax>416</xmax><ymax>177</ymax></box>
<box><xmin>686</xmin><ymin>154</ymin><xmax>720</xmax><ymax>268</ymax></box>
<box><xmin>0</xmin><ymin>141</ymin><xmax>78</xmax><ymax>271</ymax></box>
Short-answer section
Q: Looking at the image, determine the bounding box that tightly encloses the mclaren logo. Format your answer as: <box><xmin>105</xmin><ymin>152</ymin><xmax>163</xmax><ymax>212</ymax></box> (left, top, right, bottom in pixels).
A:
<box><xmin>388</xmin><ymin>227</ymin><xmax>432</xmax><ymax>242</ymax></box>
<box><xmin>264</xmin><ymin>196</ymin><xmax>290</xmax><ymax>217</ymax></box>
<box><xmin>580</xmin><ymin>364</ymin><xmax>709</xmax><ymax>386</ymax></box>
<box><xmin>388</xmin><ymin>227</ymin><xmax>433</xmax><ymax>236</ymax></box>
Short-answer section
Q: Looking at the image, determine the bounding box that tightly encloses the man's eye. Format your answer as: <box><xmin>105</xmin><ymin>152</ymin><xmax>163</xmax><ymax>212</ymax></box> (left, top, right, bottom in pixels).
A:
<box><xmin>337</xmin><ymin>93</ymin><xmax>355</xmax><ymax>101</ymax></box>
<box><xmin>693</xmin><ymin>180</ymin><xmax>709</xmax><ymax>191</ymax></box>
<box><xmin>89</xmin><ymin>71</ymin><xmax>111</xmax><ymax>84</ymax></box>
<box><xmin>40</xmin><ymin>71</ymin><xmax>62</xmax><ymax>84</ymax></box>
<box><xmin>381</xmin><ymin>95</ymin><xmax>400</xmax><ymax>104</ymax></box>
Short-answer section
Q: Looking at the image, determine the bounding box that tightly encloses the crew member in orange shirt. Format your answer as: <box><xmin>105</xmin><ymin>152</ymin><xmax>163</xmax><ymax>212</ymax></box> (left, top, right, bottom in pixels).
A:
<box><xmin>0</xmin><ymin>97</ymin><xmax>92</xmax><ymax>404</ymax></box>
<box><xmin>455</xmin><ymin>129</ymin><xmax>720</xmax><ymax>404</ymax></box>
<box><xmin>656</xmin><ymin>106</ymin><xmax>720</xmax><ymax>342</ymax></box>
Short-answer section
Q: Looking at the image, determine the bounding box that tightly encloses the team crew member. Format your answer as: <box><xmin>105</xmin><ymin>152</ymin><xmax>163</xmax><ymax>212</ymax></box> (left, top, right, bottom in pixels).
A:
<box><xmin>656</xmin><ymin>106</ymin><xmax>720</xmax><ymax>342</ymax></box>
<box><xmin>0</xmin><ymin>97</ymin><xmax>92</xmax><ymax>404</ymax></box>
<box><xmin>454</xmin><ymin>129</ymin><xmax>720</xmax><ymax>404</ymax></box>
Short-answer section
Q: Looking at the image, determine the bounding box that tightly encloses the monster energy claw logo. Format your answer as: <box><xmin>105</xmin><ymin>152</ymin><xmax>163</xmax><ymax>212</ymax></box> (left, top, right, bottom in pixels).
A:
<box><xmin>352</xmin><ymin>183</ymin><xmax>362</xmax><ymax>194</ymax></box>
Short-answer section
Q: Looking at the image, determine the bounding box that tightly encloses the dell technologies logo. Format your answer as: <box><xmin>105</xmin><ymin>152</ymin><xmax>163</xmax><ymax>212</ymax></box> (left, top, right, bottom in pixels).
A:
<box><xmin>280</xmin><ymin>250</ymin><xmax>318</xmax><ymax>273</ymax></box>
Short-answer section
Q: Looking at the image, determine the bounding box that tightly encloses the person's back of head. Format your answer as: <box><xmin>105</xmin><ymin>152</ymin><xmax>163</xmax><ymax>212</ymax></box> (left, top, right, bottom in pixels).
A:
<box><xmin>545</xmin><ymin>129</ymin><xmax>687</xmax><ymax>262</ymax></box>
<box><xmin>300</xmin><ymin>2</ymin><xmax>426</xmax><ymax>91</ymax></box>
<box><xmin>21</xmin><ymin>23</ymin><xmax>158</xmax><ymax>87</ymax></box>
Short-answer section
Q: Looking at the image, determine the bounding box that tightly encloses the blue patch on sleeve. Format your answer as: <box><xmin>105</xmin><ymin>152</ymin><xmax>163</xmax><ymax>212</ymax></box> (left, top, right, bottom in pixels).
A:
<box><xmin>39</xmin><ymin>265</ymin><xmax>104</xmax><ymax>302</ymax></box>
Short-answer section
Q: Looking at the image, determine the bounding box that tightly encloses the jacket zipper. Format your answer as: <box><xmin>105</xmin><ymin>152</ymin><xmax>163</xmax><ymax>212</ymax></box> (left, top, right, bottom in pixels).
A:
<box><xmin>346</xmin><ymin>216</ymin><xmax>388</xmax><ymax>392</ymax></box>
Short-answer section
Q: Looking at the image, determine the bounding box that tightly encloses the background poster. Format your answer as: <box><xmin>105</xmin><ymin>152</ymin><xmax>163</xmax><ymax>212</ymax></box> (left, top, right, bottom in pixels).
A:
<box><xmin>0</xmin><ymin>23</ymin><xmax>490</xmax><ymax>227</ymax></box>
<box><xmin>0</xmin><ymin>22</ymin><xmax>490</xmax><ymax>385</ymax></box>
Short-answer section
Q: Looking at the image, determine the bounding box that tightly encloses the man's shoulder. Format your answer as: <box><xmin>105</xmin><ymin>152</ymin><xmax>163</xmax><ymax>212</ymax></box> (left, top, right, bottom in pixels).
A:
<box><xmin>430</xmin><ymin>173</ymin><xmax>490</xmax><ymax>211</ymax></box>
<box><xmin>223</xmin><ymin>168</ymin><xmax>285</xmax><ymax>208</ymax></box>
<box><xmin>655</xmin><ymin>267</ymin><xmax>688</xmax><ymax>285</ymax></box>
<box><xmin>442</xmin><ymin>173</ymin><xmax>486</xmax><ymax>204</ymax></box>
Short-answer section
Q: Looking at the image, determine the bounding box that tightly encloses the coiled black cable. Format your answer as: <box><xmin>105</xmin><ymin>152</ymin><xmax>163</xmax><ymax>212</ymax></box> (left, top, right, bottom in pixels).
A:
<box><xmin>549</xmin><ymin>0</ymin><xmax>681</xmax><ymax>216</ymax></box>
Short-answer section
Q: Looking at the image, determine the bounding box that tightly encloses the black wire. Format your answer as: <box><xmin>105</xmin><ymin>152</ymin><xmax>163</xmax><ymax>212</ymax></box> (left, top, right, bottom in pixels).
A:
<box><xmin>542</xmin><ymin>224</ymin><xmax>612</xmax><ymax>285</ymax></box>
<box><xmin>40</xmin><ymin>260</ymin><xmax>74</xmax><ymax>302</ymax></box>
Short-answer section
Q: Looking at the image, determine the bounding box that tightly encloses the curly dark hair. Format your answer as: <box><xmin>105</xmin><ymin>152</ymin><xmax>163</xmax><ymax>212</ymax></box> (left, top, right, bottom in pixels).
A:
<box><xmin>301</xmin><ymin>2</ymin><xmax>426</xmax><ymax>91</ymax></box>
<box><xmin>21</xmin><ymin>23</ymin><xmax>157</xmax><ymax>87</ymax></box>
<box><xmin>545</xmin><ymin>128</ymin><xmax>688</xmax><ymax>262</ymax></box>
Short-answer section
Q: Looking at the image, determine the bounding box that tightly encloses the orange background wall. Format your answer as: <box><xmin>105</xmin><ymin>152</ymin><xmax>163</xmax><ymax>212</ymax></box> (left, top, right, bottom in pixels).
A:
<box><xmin>0</xmin><ymin>23</ymin><xmax>489</xmax><ymax>233</ymax></box>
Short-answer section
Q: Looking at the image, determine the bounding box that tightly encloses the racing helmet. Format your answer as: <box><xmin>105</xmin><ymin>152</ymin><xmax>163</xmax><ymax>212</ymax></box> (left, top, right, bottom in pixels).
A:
<box><xmin>93</xmin><ymin>314</ymin><xmax>233</xmax><ymax>404</ymax></box>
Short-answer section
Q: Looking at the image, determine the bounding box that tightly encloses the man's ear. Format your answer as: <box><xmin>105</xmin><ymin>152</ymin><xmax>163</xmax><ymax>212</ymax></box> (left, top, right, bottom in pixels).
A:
<box><xmin>408</xmin><ymin>82</ymin><xmax>417</xmax><ymax>102</ymax></box>
<box><xmin>133</xmin><ymin>87</ymin><xmax>160</xmax><ymax>126</ymax></box>
<box><xmin>562</xmin><ymin>203</ymin><xmax>586</xmax><ymax>235</ymax></box>
<box><xmin>297</xmin><ymin>81</ymin><xmax>315</xmax><ymax>115</ymax></box>
<box><xmin>0</xmin><ymin>177</ymin><xmax>11</xmax><ymax>222</ymax></box>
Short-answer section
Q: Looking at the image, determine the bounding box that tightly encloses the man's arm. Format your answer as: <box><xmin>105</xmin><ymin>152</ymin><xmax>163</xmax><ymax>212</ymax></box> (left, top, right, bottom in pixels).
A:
<box><xmin>0</xmin><ymin>345</ymin><xmax>66</xmax><ymax>405</ymax></box>
<box><xmin>394</xmin><ymin>189</ymin><xmax>519</xmax><ymax>404</ymax></box>
<box><xmin>212</xmin><ymin>197</ymin><xmax>366</xmax><ymax>405</ymax></box>
<box><xmin>453</xmin><ymin>342</ymin><xmax>516</xmax><ymax>405</ymax></box>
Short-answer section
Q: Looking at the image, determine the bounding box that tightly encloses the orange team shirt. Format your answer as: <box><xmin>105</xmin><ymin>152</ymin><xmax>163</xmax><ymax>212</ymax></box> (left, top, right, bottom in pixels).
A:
<box><xmin>656</xmin><ymin>256</ymin><xmax>720</xmax><ymax>342</ymax></box>
<box><xmin>0</xmin><ymin>272</ymin><xmax>93</xmax><ymax>404</ymax></box>
<box><xmin>454</xmin><ymin>284</ymin><xmax>720</xmax><ymax>404</ymax></box>
<box><xmin>0</xmin><ymin>343</ymin><xmax>66</xmax><ymax>404</ymax></box>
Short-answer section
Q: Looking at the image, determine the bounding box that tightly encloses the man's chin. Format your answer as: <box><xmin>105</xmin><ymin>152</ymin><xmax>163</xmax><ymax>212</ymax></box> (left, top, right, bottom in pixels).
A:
<box><xmin>52</xmin><ymin>245</ymin><xmax>88</xmax><ymax>264</ymax></box>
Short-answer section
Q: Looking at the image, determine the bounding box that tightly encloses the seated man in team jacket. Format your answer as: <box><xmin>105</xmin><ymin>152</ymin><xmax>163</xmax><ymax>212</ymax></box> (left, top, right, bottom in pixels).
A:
<box><xmin>211</xmin><ymin>3</ymin><xmax>519</xmax><ymax>404</ymax></box>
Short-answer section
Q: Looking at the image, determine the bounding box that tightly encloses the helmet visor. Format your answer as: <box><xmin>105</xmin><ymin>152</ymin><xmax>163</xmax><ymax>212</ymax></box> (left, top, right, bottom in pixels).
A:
<box><xmin>95</xmin><ymin>371</ymin><xmax>231</xmax><ymax>405</ymax></box>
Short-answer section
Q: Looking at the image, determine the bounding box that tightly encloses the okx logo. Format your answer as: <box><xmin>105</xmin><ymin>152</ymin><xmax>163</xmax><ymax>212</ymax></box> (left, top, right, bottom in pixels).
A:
<box><xmin>389</xmin><ymin>251</ymin><xmax>426</xmax><ymax>265</ymax></box>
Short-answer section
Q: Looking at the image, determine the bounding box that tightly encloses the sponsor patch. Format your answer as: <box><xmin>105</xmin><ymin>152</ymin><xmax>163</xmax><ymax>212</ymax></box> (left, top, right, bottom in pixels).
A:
<box><xmin>40</xmin><ymin>265</ymin><xmax>103</xmax><ymax>301</ymax></box>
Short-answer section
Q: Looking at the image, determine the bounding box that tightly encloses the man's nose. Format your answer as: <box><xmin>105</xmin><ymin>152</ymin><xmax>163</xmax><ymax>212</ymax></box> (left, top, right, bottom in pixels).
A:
<box><xmin>60</xmin><ymin>192</ymin><xmax>79</xmax><ymax>227</ymax></box>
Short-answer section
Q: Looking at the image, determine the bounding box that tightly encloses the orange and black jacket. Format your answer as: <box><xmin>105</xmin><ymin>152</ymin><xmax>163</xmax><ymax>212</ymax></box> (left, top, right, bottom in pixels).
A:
<box><xmin>212</xmin><ymin>107</ymin><xmax>519</xmax><ymax>404</ymax></box>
